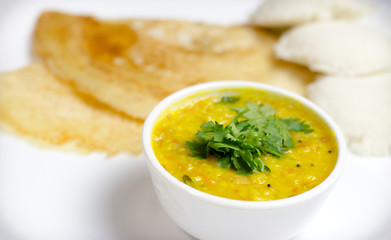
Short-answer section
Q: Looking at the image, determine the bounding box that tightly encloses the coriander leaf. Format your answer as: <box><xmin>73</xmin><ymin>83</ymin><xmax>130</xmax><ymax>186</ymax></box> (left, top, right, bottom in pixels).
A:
<box><xmin>258</xmin><ymin>104</ymin><xmax>276</xmax><ymax>117</ymax></box>
<box><xmin>233</xmin><ymin>102</ymin><xmax>262</xmax><ymax>119</ymax></box>
<box><xmin>232</xmin><ymin>156</ymin><xmax>252</xmax><ymax>175</ymax></box>
<box><xmin>240</xmin><ymin>150</ymin><xmax>259</xmax><ymax>173</ymax></box>
<box><xmin>280</xmin><ymin>118</ymin><xmax>314</xmax><ymax>133</ymax></box>
<box><xmin>276</xmin><ymin>118</ymin><xmax>293</xmax><ymax>148</ymax></box>
<box><xmin>196</xmin><ymin>130</ymin><xmax>212</xmax><ymax>143</ymax></box>
<box><xmin>242</xmin><ymin>131</ymin><xmax>261</xmax><ymax>148</ymax></box>
<box><xmin>185</xmin><ymin>139</ymin><xmax>208</xmax><ymax>159</ymax></box>
<box><xmin>230</xmin><ymin>108</ymin><xmax>250</xmax><ymax>124</ymax></box>
<box><xmin>183</xmin><ymin>175</ymin><xmax>194</xmax><ymax>187</ymax></box>
<box><xmin>219</xmin><ymin>96</ymin><xmax>240</xmax><ymax>103</ymax></box>
<box><xmin>218</xmin><ymin>156</ymin><xmax>232</xmax><ymax>169</ymax></box>
<box><xmin>209</xmin><ymin>142</ymin><xmax>241</xmax><ymax>152</ymax></box>
<box><xmin>200</xmin><ymin>121</ymin><xmax>222</xmax><ymax>132</ymax></box>
<box><xmin>228</xmin><ymin>108</ymin><xmax>250</xmax><ymax>137</ymax></box>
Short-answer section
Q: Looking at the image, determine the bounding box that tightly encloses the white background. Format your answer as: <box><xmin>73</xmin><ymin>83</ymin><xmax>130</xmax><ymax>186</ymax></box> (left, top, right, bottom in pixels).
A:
<box><xmin>0</xmin><ymin>1</ymin><xmax>391</xmax><ymax>239</ymax></box>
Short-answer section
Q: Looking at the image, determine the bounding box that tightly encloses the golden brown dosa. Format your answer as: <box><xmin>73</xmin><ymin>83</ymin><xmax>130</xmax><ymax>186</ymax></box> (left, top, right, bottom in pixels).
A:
<box><xmin>0</xmin><ymin>64</ymin><xmax>142</xmax><ymax>154</ymax></box>
<box><xmin>33</xmin><ymin>12</ymin><xmax>314</xmax><ymax>120</ymax></box>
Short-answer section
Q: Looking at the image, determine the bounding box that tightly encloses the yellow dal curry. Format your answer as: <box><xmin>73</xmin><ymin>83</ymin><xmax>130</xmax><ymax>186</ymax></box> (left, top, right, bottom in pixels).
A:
<box><xmin>152</xmin><ymin>88</ymin><xmax>338</xmax><ymax>201</ymax></box>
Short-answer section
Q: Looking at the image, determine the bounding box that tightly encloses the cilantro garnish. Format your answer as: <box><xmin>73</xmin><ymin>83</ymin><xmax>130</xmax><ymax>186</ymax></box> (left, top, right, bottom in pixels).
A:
<box><xmin>185</xmin><ymin>102</ymin><xmax>313</xmax><ymax>175</ymax></box>
<box><xmin>219</xmin><ymin>96</ymin><xmax>240</xmax><ymax>104</ymax></box>
<box><xmin>182</xmin><ymin>175</ymin><xmax>194</xmax><ymax>187</ymax></box>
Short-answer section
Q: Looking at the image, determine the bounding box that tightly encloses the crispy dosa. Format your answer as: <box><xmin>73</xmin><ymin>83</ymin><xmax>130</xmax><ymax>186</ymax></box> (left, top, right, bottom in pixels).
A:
<box><xmin>34</xmin><ymin>12</ymin><xmax>314</xmax><ymax>120</ymax></box>
<box><xmin>0</xmin><ymin>64</ymin><xmax>142</xmax><ymax>154</ymax></box>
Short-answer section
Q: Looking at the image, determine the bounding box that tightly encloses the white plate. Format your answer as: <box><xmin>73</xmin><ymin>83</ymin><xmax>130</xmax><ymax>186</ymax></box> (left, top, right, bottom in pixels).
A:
<box><xmin>0</xmin><ymin>1</ymin><xmax>391</xmax><ymax>240</ymax></box>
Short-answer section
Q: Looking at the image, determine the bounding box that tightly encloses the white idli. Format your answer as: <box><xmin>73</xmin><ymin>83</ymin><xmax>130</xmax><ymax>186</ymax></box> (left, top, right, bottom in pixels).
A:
<box><xmin>250</xmin><ymin>0</ymin><xmax>369</xmax><ymax>28</ymax></box>
<box><xmin>274</xmin><ymin>21</ymin><xmax>391</xmax><ymax>76</ymax></box>
<box><xmin>307</xmin><ymin>73</ymin><xmax>391</xmax><ymax>156</ymax></box>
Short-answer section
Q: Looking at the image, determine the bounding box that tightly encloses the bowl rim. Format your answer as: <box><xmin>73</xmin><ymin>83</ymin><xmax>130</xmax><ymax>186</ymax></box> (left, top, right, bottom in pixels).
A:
<box><xmin>142</xmin><ymin>81</ymin><xmax>346</xmax><ymax>210</ymax></box>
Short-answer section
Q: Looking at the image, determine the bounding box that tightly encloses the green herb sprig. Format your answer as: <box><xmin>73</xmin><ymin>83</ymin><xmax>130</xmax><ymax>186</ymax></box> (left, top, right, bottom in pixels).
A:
<box><xmin>185</xmin><ymin>102</ymin><xmax>313</xmax><ymax>175</ymax></box>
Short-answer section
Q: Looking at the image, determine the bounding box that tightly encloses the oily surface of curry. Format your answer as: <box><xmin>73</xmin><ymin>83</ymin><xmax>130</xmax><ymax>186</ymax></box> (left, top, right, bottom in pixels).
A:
<box><xmin>152</xmin><ymin>88</ymin><xmax>338</xmax><ymax>201</ymax></box>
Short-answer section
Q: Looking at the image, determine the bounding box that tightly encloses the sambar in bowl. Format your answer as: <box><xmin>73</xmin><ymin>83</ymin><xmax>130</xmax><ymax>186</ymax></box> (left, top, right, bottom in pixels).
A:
<box><xmin>142</xmin><ymin>81</ymin><xmax>345</xmax><ymax>240</ymax></box>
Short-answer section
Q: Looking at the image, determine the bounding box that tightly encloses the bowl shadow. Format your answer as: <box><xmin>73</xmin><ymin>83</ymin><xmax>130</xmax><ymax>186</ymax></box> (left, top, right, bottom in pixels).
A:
<box><xmin>104</xmin><ymin>160</ymin><xmax>193</xmax><ymax>240</ymax></box>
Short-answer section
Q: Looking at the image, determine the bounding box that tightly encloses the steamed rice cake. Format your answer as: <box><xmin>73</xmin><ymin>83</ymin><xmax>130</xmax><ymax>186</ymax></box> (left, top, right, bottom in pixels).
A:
<box><xmin>307</xmin><ymin>73</ymin><xmax>391</xmax><ymax>156</ymax></box>
<box><xmin>274</xmin><ymin>21</ymin><xmax>391</xmax><ymax>76</ymax></box>
<box><xmin>250</xmin><ymin>0</ymin><xmax>369</xmax><ymax>28</ymax></box>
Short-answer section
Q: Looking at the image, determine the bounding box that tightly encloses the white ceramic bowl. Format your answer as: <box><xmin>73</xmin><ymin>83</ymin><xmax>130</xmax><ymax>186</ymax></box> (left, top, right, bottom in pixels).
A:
<box><xmin>142</xmin><ymin>81</ymin><xmax>346</xmax><ymax>240</ymax></box>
